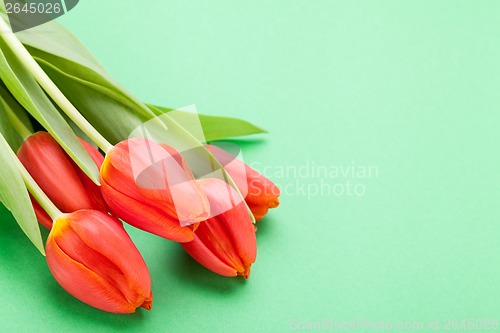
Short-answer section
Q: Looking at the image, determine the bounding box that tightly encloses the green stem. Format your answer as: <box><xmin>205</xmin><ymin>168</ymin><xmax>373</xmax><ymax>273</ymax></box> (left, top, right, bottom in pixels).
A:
<box><xmin>15</xmin><ymin>157</ymin><xmax>63</xmax><ymax>221</ymax></box>
<box><xmin>0</xmin><ymin>18</ymin><xmax>113</xmax><ymax>153</ymax></box>
<box><xmin>0</xmin><ymin>132</ymin><xmax>63</xmax><ymax>220</ymax></box>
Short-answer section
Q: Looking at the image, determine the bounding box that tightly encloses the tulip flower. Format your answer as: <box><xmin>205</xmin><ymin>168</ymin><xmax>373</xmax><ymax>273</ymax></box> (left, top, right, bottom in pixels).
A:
<box><xmin>17</xmin><ymin>132</ymin><xmax>106</xmax><ymax>229</ymax></box>
<box><xmin>205</xmin><ymin>144</ymin><xmax>280</xmax><ymax>221</ymax></box>
<box><xmin>181</xmin><ymin>178</ymin><xmax>257</xmax><ymax>278</ymax></box>
<box><xmin>100</xmin><ymin>138</ymin><xmax>210</xmax><ymax>242</ymax></box>
<box><xmin>46</xmin><ymin>210</ymin><xmax>153</xmax><ymax>314</ymax></box>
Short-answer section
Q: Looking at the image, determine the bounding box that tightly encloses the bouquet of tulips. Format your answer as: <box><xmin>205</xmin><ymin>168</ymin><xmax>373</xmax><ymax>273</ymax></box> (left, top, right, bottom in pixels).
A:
<box><xmin>0</xmin><ymin>5</ymin><xmax>279</xmax><ymax>313</ymax></box>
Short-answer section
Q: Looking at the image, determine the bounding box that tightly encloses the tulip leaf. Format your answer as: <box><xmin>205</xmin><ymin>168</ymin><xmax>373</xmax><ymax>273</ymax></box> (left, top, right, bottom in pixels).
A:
<box><xmin>149</xmin><ymin>104</ymin><xmax>267</xmax><ymax>142</ymax></box>
<box><xmin>0</xmin><ymin>132</ymin><xmax>45</xmax><ymax>255</ymax></box>
<box><xmin>36</xmin><ymin>58</ymin><xmax>153</xmax><ymax>144</ymax></box>
<box><xmin>27</xmin><ymin>49</ymin><xmax>267</xmax><ymax>143</ymax></box>
<box><xmin>59</xmin><ymin>110</ymin><xmax>97</xmax><ymax>148</ymax></box>
<box><xmin>0</xmin><ymin>39</ymin><xmax>100</xmax><ymax>183</ymax></box>
<box><xmin>11</xmin><ymin>12</ymin><xmax>111</xmax><ymax>85</ymax></box>
<box><xmin>0</xmin><ymin>82</ymin><xmax>33</xmax><ymax>150</ymax></box>
<box><xmin>5</xmin><ymin>13</ymin><xmax>267</xmax><ymax>142</ymax></box>
<box><xmin>0</xmin><ymin>81</ymin><xmax>34</xmax><ymax>131</ymax></box>
<box><xmin>0</xmin><ymin>190</ymin><xmax>6</xmax><ymax>208</ymax></box>
<box><xmin>0</xmin><ymin>102</ymin><xmax>23</xmax><ymax>151</ymax></box>
<box><xmin>35</xmin><ymin>54</ymin><xmax>267</xmax><ymax>143</ymax></box>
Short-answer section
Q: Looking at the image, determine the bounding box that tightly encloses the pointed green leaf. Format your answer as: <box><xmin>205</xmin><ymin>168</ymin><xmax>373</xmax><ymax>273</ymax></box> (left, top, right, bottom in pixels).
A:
<box><xmin>0</xmin><ymin>132</ymin><xmax>44</xmax><ymax>255</ymax></box>
<box><xmin>149</xmin><ymin>104</ymin><xmax>267</xmax><ymax>141</ymax></box>
<box><xmin>0</xmin><ymin>39</ymin><xmax>100</xmax><ymax>183</ymax></box>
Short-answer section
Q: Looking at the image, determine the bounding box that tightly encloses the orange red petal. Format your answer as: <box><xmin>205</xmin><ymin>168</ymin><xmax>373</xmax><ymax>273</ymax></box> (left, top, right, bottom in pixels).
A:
<box><xmin>46</xmin><ymin>210</ymin><xmax>152</xmax><ymax>313</ymax></box>
<box><xmin>181</xmin><ymin>178</ymin><xmax>256</xmax><ymax>278</ymax></box>
<box><xmin>100</xmin><ymin>138</ymin><xmax>210</xmax><ymax>240</ymax></box>
<box><xmin>205</xmin><ymin>144</ymin><xmax>280</xmax><ymax>221</ymax></box>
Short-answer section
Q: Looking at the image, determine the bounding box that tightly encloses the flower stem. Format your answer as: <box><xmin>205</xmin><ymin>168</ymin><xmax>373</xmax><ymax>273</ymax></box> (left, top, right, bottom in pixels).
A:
<box><xmin>0</xmin><ymin>132</ymin><xmax>63</xmax><ymax>220</ymax></box>
<box><xmin>14</xmin><ymin>157</ymin><xmax>63</xmax><ymax>221</ymax></box>
<box><xmin>0</xmin><ymin>18</ymin><xmax>113</xmax><ymax>153</ymax></box>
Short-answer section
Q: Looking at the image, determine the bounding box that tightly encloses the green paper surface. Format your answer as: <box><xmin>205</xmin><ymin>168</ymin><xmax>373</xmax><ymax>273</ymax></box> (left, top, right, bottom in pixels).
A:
<box><xmin>2</xmin><ymin>1</ymin><xmax>500</xmax><ymax>332</ymax></box>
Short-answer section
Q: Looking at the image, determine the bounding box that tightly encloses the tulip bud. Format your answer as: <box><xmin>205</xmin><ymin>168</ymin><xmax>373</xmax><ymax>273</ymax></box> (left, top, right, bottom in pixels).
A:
<box><xmin>100</xmin><ymin>138</ymin><xmax>210</xmax><ymax>242</ymax></box>
<box><xmin>46</xmin><ymin>210</ymin><xmax>153</xmax><ymax>314</ymax></box>
<box><xmin>17</xmin><ymin>132</ymin><xmax>106</xmax><ymax>229</ymax></box>
<box><xmin>206</xmin><ymin>144</ymin><xmax>280</xmax><ymax>221</ymax></box>
<box><xmin>181</xmin><ymin>178</ymin><xmax>257</xmax><ymax>278</ymax></box>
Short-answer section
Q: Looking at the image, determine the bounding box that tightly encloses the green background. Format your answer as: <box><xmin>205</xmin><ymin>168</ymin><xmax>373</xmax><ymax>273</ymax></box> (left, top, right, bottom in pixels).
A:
<box><xmin>2</xmin><ymin>1</ymin><xmax>500</xmax><ymax>332</ymax></box>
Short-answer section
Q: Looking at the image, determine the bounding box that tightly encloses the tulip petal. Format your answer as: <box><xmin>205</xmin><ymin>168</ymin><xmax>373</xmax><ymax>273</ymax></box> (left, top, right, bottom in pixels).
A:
<box><xmin>205</xmin><ymin>144</ymin><xmax>249</xmax><ymax>193</ymax></box>
<box><xmin>246</xmin><ymin>174</ymin><xmax>281</xmax><ymax>207</ymax></box>
<box><xmin>17</xmin><ymin>132</ymin><xmax>96</xmax><ymax>213</ymax></box>
<box><xmin>198</xmin><ymin>178</ymin><xmax>257</xmax><ymax>269</ymax></box>
<box><xmin>247</xmin><ymin>203</ymin><xmax>272</xmax><ymax>222</ymax></box>
<box><xmin>47</xmin><ymin>232</ymin><xmax>136</xmax><ymax>313</ymax></box>
<box><xmin>101</xmin><ymin>178</ymin><xmax>196</xmax><ymax>242</ymax></box>
<box><xmin>59</xmin><ymin>211</ymin><xmax>151</xmax><ymax>302</ymax></box>
<box><xmin>55</xmin><ymin>226</ymin><xmax>149</xmax><ymax>309</ymax></box>
<box><xmin>47</xmin><ymin>211</ymin><xmax>153</xmax><ymax>313</ymax></box>
<box><xmin>181</xmin><ymin>235</ymin><xmax>238</xmax><ymax>277</ymax></box>
<box><xmin>193</xmin><ymin>219</ymin><xmax>247</xmax><ymax>275</ymax></box>
<box><xmin>100</xmin><ymin>138</ymin><xmax>210</xmax><ymax>233</ymax></box>
<box><xmin>159</xmin><ymin>143</ymin><xmax>188</xmax><ymax>169</ymax></box>
<box><xmin>206</xmin><ymin>144</ymin><xmax>280</xmax><ymax>221</ymax></box>
<box><xmin>78</xmin><ymin>138</ymin><xmax>104</xmax><ymax>167</ymax></box>
<box><xmin>70</xmin><ymin>139</ymin><xmax>107</xmax><ymax>212</ymax></box>
<box><xmin>135</xmin><ymin>159</ymin><xmax>210</xmax><ymax>225</ymax></box>
<box><xmin>182</xmin><ymin>178</ymin><xmax>256</xmax><ymax>278</ymax></box>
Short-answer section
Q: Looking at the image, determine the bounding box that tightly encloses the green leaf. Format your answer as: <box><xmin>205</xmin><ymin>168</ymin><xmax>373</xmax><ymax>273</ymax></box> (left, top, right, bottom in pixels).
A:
<box><xmin>59</xmin><ymin>110</ymin><xmax>97</xmax><ymax>148</ymax></box>
<box><xmin>0</xmin><ymin>95</ymin><xmax>23</xmax><ymax>151</ymax></box>
<box><xmin>29</xmin><ymin>51</ymin><xmax>266</xmax><ymax>142</ymax></box>
<box><xmin>0</xmin><ymin>9</ymin><xmax>107</xmax><ymax>80</ymax></box>
<box><xmin>5</xmin><ymin>13</ymin><xmax>266</xmax><ymax>141</ymax></box>
<box><xmin>0</xmin><ymin>132</ymin><xmax>44</xmax><ymax>255</ymax></box>
<box><xmin>36</xmin><ymin>57</ymin><xmax>153</xmax><ymax>144</ymax></box>
<box><xmin>0</xmin><ymin>82</ymin><xmax>33</xmax><ymax>149</ymax></box>
<box><xmin>0</xmin><ymin>39</ymin><xmax>100</xmax><ymax>183</ymax></box>
<box><xmin>0</xmin><ymin>190</ymin><xmax>6</xmax><ymax>208</ymax></box>
<box><xmin>149</xmin><ymin>104</ymin><xmax>267</xmax><ymax>141</ymax></box>
<box><xmin>0</xmin><ymin>81</ymin><xmax>33</xmax><ymax>130</ymax></box>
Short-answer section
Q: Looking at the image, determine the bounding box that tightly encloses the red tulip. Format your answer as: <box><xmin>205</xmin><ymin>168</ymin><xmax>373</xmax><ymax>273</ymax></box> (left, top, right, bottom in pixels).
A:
<box><xmin>181</xmin><ymin>178</ymin><xmax>257</xmax><ymax>278</ymax></box>
<box><xmin>100</xmin><ymin>138</ymin><xmax>210</xmax><ymax>242</ymax></box>
<box><xmin>17</xmin><ymin>132</ymin><xmax>106</xmax><ymax>229</ymax></box>
<box><xmin>206</xmin><ymin>144</ymin><xmax>280</xmax><ymax>221</ymax></box>
<box><xmin>46</xmin><ymin>210</ymin><xmax>153</xmax><ymax>314</ymax></box>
